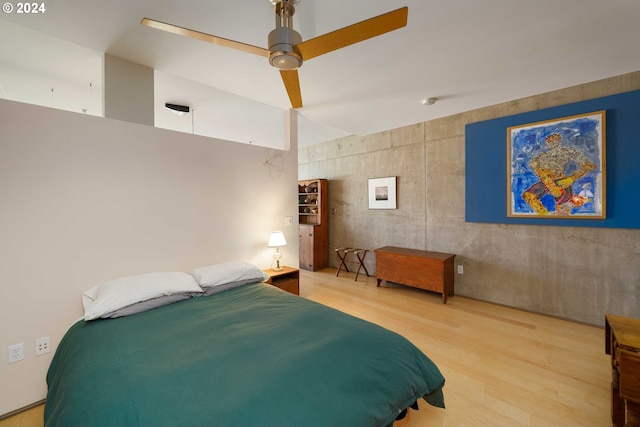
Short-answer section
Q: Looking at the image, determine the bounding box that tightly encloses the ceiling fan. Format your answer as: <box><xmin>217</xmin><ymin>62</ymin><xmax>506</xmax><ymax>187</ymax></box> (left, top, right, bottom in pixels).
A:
<box><xmin>141</xmin><ymin>0</ymin><xmax>408</xmax><ymax>109</ymax></box>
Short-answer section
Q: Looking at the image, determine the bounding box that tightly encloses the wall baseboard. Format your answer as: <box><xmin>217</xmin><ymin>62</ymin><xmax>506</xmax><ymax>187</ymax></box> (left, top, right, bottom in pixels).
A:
<box><xmin>0</xmin><ymin>399</ymin><xmax>45</xmax><ymax>421</ymax></box>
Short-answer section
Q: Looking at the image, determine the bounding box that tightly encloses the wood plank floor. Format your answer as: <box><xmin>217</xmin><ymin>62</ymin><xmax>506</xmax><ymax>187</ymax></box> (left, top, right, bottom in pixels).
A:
<box><xmin>2</xmin><ymin>268</ymin><xmax>611</xmax><ymax>427</ymax></box>
<box><xmin>300</xmin><ymin>268</ymin><xmax>611</xmax><ymax>427</ymax></box>
<box><xmin>0</xmin><ymin>404</ymin><xmax>43</xmax><ymax>427</ymax></box>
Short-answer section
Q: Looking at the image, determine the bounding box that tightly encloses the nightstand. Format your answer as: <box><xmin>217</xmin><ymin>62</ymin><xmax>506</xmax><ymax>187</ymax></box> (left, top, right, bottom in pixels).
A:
<box><xmin>262</xmin><ymin>266</ymin><xmax>299</xmax><ymax>295</ymax></box>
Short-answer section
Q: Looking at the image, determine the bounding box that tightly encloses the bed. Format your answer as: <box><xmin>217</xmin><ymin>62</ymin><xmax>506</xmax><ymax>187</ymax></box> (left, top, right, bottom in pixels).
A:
<box><xmin>44</xmin><ymin>263</ymin><xmax>445</xmax><ymax>427</ymax></box>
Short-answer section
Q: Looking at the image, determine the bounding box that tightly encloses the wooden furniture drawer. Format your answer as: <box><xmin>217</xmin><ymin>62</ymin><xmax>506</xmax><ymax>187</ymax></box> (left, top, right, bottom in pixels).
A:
<box><xmin>273</xmin><ymin>276</ymin><xmax>299</xmax><ymax>295</ymax></box>
<box><xmin>620</xmin><ymin>350</ymin><xmax>640</xmax><ymax>402</ymax></box>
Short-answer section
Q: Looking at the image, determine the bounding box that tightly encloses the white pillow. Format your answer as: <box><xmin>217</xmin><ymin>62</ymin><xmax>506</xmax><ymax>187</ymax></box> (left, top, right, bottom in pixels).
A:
<box><xmin>192</xmin><ymin>261</ymin><xmax>269</xmax><ymax>288</ymax></box>
<box><xmin>82</xmin><ymin>272</ymin><xmax>202</xmax><ymax>321</ymax></box>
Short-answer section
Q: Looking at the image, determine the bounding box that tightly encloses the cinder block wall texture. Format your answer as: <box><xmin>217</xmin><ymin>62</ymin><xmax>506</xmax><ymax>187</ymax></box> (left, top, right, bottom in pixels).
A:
<box><xmin>298</xmin><ymin>71</ymin><xmax>640</xmax><ymax>326</ymax></box>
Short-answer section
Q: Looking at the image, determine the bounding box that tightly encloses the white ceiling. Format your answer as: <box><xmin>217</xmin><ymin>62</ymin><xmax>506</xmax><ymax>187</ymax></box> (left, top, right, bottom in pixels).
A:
<box><xmin>1</xmin><ymin>0</ymin><xmax>640</xmax><ymax>148</ymax></box>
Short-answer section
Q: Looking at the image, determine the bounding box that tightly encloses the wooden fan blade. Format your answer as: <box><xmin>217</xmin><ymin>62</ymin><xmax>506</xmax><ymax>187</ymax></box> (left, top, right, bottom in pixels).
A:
<box><xmin>296</xmin><ymin>7</ymin><xmax>408</xmax><ymax>61</ymax></box>
<box><xmin>141</xmin><ymin>18</ymin><xmax>269</xmax><ymax>58</ymax></box>
<box><xmin>280</xmin><ymin>70</ymin><xmax>303</xmax><ymax>109</ymax></box>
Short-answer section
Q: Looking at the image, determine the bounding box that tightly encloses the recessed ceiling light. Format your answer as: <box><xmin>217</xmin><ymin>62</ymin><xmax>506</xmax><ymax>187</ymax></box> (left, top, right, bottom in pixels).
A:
<box><xmin>421</xmin><ymin>98</ymin><xmax>437</xmax><ymax>106</ymax></box>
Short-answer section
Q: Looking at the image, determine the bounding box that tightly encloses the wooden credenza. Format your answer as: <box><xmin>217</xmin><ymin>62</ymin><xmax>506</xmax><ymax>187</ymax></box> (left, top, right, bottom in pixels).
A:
<box><xmin>605</xmin><ymin>314</ymin><xmax>640</xmax><ymax>427</ymax></box>
<box><xmin>374</xmin><ymin>246</ymin><xmax>455</xmax><ymax>303</ymax></box>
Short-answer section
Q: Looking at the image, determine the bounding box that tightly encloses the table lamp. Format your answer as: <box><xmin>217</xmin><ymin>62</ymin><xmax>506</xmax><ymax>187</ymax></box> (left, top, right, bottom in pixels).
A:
<box><xmin>267</xmin><ymin>231</ymin><xmax>287</xmax><ymax>271</ymax></box>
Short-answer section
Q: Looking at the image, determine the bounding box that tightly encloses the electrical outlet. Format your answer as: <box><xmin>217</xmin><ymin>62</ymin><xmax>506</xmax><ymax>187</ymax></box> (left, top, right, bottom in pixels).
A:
<box><xmin>36</xmin><ymin>336</ymin><xmax>50</xmax><ymax>356</ymax></box>
<box><xmin>8</xmin><ymin>343</ymin><xmax>24</xmax><ymax>363</ymax></box>
<box><xmin>457</xmin><ymin>265</ymin><xmax>464</xmax><ymax>274</ymax></box>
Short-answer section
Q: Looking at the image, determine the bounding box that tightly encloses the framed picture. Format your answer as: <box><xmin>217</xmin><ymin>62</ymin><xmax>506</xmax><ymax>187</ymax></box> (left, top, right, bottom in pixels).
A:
<box><xmin>368</xmin><ymin>177</ymin><xmax>397</xmax><ymax>209</ymax></box>
<box><xmin>507</xmin><ymin>110</ymin><xmax>606</xmax><ymax>218</ymax></box>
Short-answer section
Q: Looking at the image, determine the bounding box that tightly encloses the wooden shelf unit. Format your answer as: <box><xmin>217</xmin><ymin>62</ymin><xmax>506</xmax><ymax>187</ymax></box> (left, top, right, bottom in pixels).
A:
<box><xmin>298</xmin><ymin>179</ymin><xmax>328</xmax><ymax>271</ymax></box>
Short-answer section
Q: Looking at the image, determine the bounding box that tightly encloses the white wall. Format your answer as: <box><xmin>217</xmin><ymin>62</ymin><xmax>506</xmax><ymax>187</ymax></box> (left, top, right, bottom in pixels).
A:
<box><xmin>0</xmin><ymin>99</ymin><xmax>298</xmax><ymax>415</ymax></box>
<box><xmin>104</xmin><ymin>54</ymin><xmax>154</xmax><ymax>126</ymax></box>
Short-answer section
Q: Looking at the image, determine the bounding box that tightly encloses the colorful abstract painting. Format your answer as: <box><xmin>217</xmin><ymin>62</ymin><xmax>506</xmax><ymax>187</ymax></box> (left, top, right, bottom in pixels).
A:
<box><xmin>507</xmin><ymin>111</ymin><xmax>606</xmax><ymax>218</ymax></box>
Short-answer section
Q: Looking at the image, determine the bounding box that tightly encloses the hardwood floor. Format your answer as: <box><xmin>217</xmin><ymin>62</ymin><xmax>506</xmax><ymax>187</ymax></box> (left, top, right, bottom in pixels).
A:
<box><xmin>0</xmin><ymin>404</ymin><xmax>43</xmax><ymax>427</ymax></box>
<box><xmin>300</xmin><ymin>268</ymin><xmax>610</xmax><ymax>427</ymax></box>
<box><xmin>2</xmin><ymin>268</ymin><xmax>610</xmax><ymax>427</ymax></box>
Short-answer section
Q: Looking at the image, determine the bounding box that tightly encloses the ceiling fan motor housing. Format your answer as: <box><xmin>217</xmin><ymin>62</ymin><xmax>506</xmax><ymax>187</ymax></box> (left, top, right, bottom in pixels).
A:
<box><xmin>268</xmin><ymin>0</ymin><xmax>303</xmax><ymax>70</ymax></box>
<box><xmin>268</xmin><ymin>28</ymin><xmax>302</xmax><ymax>70</ymax></box>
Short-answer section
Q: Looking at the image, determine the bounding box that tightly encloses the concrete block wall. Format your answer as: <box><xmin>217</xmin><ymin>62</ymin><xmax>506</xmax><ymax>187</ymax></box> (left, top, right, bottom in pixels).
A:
<box><xmin>298</xmin><ymin>70</ymin><xmax>640</xmax><ymax>326</ymax></box>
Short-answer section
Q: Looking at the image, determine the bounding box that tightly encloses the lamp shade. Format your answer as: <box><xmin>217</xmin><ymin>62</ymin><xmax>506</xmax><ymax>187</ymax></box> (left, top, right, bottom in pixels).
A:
<box><xmin>267</xmin><ymin>231</ymin><xmax>287</xmax><ymax>248</ymax></box>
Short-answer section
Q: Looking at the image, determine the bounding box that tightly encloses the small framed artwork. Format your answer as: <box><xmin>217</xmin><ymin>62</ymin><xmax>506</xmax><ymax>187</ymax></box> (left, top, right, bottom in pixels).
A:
<box><xmin>507</xmin><ymin>110</ymin><xmax>606</xmax><ymax>218</ymax></box>
<box><xmin>368</xmin><ymin>176</ymin><xmax>397</xmax><ymax>209</ymax></box>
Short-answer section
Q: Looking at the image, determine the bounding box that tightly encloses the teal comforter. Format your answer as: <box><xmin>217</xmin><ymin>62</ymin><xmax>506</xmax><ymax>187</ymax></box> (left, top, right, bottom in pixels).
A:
<box><xmin>45</xmin><ymin>283</ymin><xmax>444</xmax><ymax>427</ymax></box>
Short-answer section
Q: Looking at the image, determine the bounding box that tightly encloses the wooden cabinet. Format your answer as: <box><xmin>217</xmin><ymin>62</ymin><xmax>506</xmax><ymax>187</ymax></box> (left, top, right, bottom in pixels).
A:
<box><xmin>263</xmin><ymin>266</ymin><xmax>300</xmax><ymax>295</ymax></box>
<box><xmin>299</xmin><ymin>225</ymin><xmax>315</xmax><ymax>271</ymax></box>
<box><xmin>605</xmin><ymin>314</ymin><xmax>640</xmax><ymax>427</ymax></box>
<box><xmin>298</xmin><ymin>179</ymin><xmax>328</xmax><ymax>271</ymax></box>
<box><xmin>298</xmin><ymin>179</ymin><xmax>326</xmax><ymax>225</ymax></box>
<box><xmin>374</xmin><ymin>246</ymin><xmax>456</xmax><ymax>303</ymax></box>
